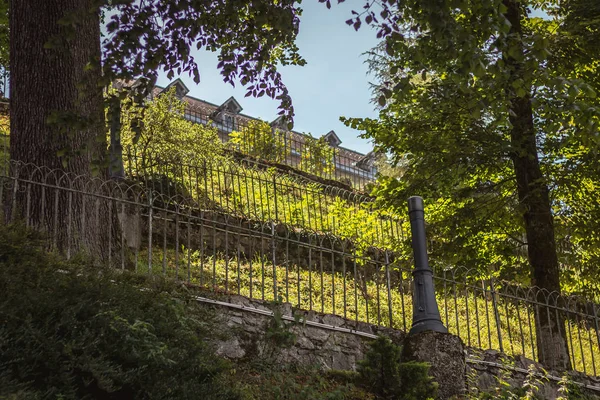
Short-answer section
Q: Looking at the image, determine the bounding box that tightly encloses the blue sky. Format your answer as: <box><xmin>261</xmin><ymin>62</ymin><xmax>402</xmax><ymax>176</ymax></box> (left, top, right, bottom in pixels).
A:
<box><xmin>155</xmin><ymin>4</ymin><xmax>550</xmax><ymax>156</ymax></box>
<box><xmin>156</xmin><ymin>1</ymin><xmax>380</xmax><ymax>155</ymax></box>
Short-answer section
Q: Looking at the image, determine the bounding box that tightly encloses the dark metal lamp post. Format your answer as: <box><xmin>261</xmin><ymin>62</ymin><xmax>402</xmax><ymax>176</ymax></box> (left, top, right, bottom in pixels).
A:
<box><xmin>407</xmin><ymin>196</ymin><xmax>447</xmax><ymax>335</ymax></box>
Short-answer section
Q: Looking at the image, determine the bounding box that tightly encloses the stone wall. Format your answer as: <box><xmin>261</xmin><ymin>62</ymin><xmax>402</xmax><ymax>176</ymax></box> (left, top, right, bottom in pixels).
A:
<box><xmin>467</xmin><ymin>349</ymin><xmax>600</xmax><ymax>399</ymax></box>
<box><xmin>196</xmin><ymin>294</ymin><xmax>600</xmax><ymax>399</ymax></box>
<box><xmin>203</xmin><ymin>294</ymin><xmax>404</xmax><ymax>371</ymax></box>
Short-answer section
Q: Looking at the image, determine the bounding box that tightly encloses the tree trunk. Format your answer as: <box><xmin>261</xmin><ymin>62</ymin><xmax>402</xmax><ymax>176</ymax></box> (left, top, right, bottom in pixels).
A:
<box><xmin>503</xmin><ymin>0</ymin><xmax>571</xmax><ymax>370</ymax></box>
<box><xmin>9</xmin><ymin>0</ymin><xmax>110</xmax><ymax>258</ymax></box>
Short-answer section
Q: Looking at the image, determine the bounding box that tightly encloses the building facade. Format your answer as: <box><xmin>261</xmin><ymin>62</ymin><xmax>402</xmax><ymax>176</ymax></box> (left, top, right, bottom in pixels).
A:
<box><xmin>154</xmin><ymin>79</ymin><xmax>377</xmax><ymax>188</ymax></box>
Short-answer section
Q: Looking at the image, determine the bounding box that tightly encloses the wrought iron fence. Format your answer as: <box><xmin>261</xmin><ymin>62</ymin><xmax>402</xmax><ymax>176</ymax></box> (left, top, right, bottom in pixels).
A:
<box><xmin>123</xmin><ymin>150</ymin><xmax>405</xmax><ymax>251</ymax></box>
<box><xmin>0</xmin><ymin>161</ymin><xmax>598</xmax><ymax>377</ymax></box>
<box><xmin>183</xmin><ymin>107</ymin><xmax>376</xmax><ymax>190</ymax></box>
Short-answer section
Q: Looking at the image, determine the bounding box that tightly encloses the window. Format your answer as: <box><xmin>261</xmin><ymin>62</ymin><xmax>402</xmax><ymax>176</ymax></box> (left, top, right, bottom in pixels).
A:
<box><xmin>224</xmin><ymin>115</ymin><xmax>234</xmax><ymax>131</ymax></box>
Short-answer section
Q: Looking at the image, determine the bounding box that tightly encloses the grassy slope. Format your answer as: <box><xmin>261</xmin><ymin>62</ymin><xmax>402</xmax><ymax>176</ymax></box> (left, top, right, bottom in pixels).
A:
<box><xmin>135</xmin><ymin>247</ymin><xmax>600</xmax><ymax>375</ymax></box>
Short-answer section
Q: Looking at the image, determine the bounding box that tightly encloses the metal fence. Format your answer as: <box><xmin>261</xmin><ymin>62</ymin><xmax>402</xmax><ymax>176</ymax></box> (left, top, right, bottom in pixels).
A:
<box><xmin>183</xmin><ymin>107</ymin><xmax>376</xmax><ymax>190</ymax></box>
<box><xmin>1</xmin><ymin>160</ymin><xmax>598</xmax><ymax>377</ymax></box>
<box><xmin>123</xmin><ymin>150</ymin><xmax>405</xmax><ymax>251</ymax></box>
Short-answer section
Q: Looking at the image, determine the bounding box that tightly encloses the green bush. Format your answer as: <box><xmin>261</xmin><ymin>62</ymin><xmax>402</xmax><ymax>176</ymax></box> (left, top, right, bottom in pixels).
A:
<box><xmin>237</xmin><ymin>363</ymin><xmax>372</xmax><ymax>400</ymax></box>
<box><xmin>0</xmin><ymin>224</ymin><xmax>240</xmax><ymax>400</ymax></box>
<box><xmin>121</xmin><ymin>87</ymin><xmax>226</xmax><ymax>165</ymax></box>
<box><xmin>229</xmin><ymin>120</ymin><xmax>288</xmax><ymax>163</ymax></box>
<box><xmin>300</xmin><ymin>135</ymin><xmax>335</xmax><ymax>178</ymax></box>
<box><xmin>0</xmin><ymin>224</ymin><xmax>389</xmax><ymax>400</ymax></box>
<box><xmin>357</xmin><ymin>336</ymin><xmax>438</xmax><ymax>400</ymax></box>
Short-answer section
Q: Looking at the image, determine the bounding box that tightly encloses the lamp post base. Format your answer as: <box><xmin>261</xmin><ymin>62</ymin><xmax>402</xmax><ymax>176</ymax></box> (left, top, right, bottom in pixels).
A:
<box><xmin>409</xmin><ymin>319</ymin><xmax>448</xmax><ymax>336</ymax></box>
<box><xmin>402</xmin><ymin>330</ymin><xmax>465</xmax><ymax>399</ymax></box>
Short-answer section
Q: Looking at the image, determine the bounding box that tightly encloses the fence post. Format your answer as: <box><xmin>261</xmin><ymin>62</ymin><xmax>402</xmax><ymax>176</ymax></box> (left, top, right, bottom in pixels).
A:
<box><xmin>407</xmin><ymin>196</ymin><xmax>447</xmax><ymax>335</ymax></box>
<box><xmin>147</xmin><ymin>190</ymin><xmax>153</xmax><ymax>273</ymax></box>
<box><xmin>489</xmin><ymin>276</ymin><xmax>504</xmax><ymax>353</ymax></box>
<box><xmin>273</xmin><ymin>175</ymin><xmax>278</xmax><ymax>222</ymax></box>
<box><xmin>272</xmin><ymin>175</ymin><xmax>278</xmax><ymax>300</ymax></box>
<box><xmin>593</xmin><ymin>302</ymin><xmax>600</xmax><ymax>365</ymax></box>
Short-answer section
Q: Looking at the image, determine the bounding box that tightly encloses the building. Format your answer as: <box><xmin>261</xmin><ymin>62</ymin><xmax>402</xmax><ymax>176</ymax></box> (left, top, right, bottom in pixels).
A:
<box><xmin>153</xmin><ymin>79</ymin><xmax>378</xmax><ymax>188</ymax></box>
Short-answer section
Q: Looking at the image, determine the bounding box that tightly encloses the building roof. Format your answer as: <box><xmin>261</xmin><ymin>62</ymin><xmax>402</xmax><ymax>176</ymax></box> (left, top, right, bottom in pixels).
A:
<box><xmin>213</xmin><ymin>96</ymin><xmax>243</xmax><ymax>115</ymax></box>
<box><xmin>154</xmin><ymin>83</ymin><xmax>370</xmax><ymax>163</ymax></box>
<box><xmin>323</xmin><ymin>130</ymin><xmax>342</xmax><ymax>147</ymax></box>
<box><xmin>161</xmin><ymin>78</ymin><xmax>190</xmax><ymax>98</ymax></box>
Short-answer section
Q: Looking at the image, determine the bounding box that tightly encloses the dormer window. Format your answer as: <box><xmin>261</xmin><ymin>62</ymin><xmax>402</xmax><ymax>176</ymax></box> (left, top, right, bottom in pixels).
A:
<box><xmin>211</xmin><ymin>96</ymin><xmax>242</xmax><ymax>133</ymax></box>
<box><xmin>175</xmin><ymin>85</ymin><xmax>186</xmax><ymax>99</ymax></box>
<box><xmin>220</xmin><ymin>96</ymin><xmax>243</xmax><ymax>114</ymax></box>
<box><xmin>161</xmin><ymin>78</ymin><xmax>190</xmax><ymax>99</ymax></box>
<box><xmin>322</xmin><ymin>130</ymin><xmax>342</xmax><ymax>147</ymax></box>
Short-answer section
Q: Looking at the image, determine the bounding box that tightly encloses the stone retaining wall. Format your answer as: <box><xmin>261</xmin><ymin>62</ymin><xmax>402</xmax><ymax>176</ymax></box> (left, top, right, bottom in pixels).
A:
<box><xmin>205</xmin><ymin>294</ymin><xmax>404</xmax><ymax>371</ymax></box>
<box><xmin>197</xmin><ymin>294</ymin><xmax>600</xmax><ymax>399</ymax></box>
<box><xmin>467</xmin><ymin>349</ymin><xmax>600</xmax><ymax>399</ymax></box>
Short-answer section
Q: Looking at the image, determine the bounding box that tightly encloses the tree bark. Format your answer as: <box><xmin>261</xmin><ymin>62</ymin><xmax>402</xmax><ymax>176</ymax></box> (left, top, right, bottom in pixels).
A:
<box><xmin>503</xmin><ymin>0</ymin><xmax>571</xmax><ymax>370</ymax></box>
<box><xmin>10</xmin><ymin>0</ymin><xmax>105</xmax><ymax>170</ymax></box>
<box><xmin>9</xmin><ymin>0</ymin><xmax>109</xmax><ymax>258</ymax></box>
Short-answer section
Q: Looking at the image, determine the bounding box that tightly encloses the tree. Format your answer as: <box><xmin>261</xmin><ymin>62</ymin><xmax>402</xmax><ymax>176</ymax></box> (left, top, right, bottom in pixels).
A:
<box><xmin>11</xmin><ymin>0</ymin><xmax>306</xmax><ymax>169</ymax></box>
<box><xmin>10</xmin><ymin>0</ymin><xmax>104</xmax><ymax>173</ymax></box>
<box><xmin>8</xmin><ymin>0</ymin><xmax>305</xmax><ymax>255</ymax></box>
<box><xmin>120</xmin><ymin>87</ymin><xmax>226</xmax><ymax>198</ymax></box>
<box><xmin>547</xmin><ymin>0</ymin><xmax>600</xmax><ymax>294</ymax></box>
<box><xmin>101</xmin><ymin>0</ymin><xmax>306</xmax><ymax>123</ymax></box>
<box><xmin>121</xmin><ymin>87</ymin><xmax>225</xmax><ymax>166</ymax></box>
<box><xmin>0</xmin><ymin>0</ymin><xmax>8</xmax><ymax>96</ymax></box>
<box><xmin>343</xmin><ymin>0</ymin><xmax>600</xmax><ymax>369</ymax></box>
<box><xmin>300</xmin><ymin>135</ymin><xmax>335</xmax><ymax>178</ymax></box>
<box><xmin>229</xmin><ymin>120</ymin><xmax>288</xmax><ymax>163</ymax></box>
<box><xmin>8</xmin><ymin>0</ymin><xmax>107</xmax><ymax>256</ymax></box>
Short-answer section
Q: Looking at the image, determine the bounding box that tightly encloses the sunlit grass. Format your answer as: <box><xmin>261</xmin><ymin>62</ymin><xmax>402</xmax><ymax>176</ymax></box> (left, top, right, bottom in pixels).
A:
<box><xmin>132</xmin><ymin>247</ymin><xmax>599</xmax><ymax>376</ymax></box>
<box><xmin>124</xmin><ymin>155</ymin><xmax>407</xmax><ymax>252</ymax></box>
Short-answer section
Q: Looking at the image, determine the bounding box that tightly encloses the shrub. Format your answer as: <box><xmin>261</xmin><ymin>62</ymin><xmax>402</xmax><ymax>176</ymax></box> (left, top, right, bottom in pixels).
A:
<box><xmin>229</xmin><ymin>120</ymin><xmax>288</xmax><ymax>163</ymax></box>
<box><xmin>301</xmin><ymin>135</ymin><xmax>335</xmax><ymax>178</ymax></box>
<box><xmin>0</xmin><ymin>224</ymin><xmax>240</xmax><ymax>400</ymax></box>
<box><xmin>357</xmin><ymin>336</ymin><xmax>438</xmax><ymax>400</ymax></box>
<box><xmin>121</xmin><ymin>87</ymin><xmax>225</xmax><ymax>166</ymax></box>
<box><xmin>237</xmin><ymin>364</ymin><xmax>372</xmax><ymax>400</ymax></box>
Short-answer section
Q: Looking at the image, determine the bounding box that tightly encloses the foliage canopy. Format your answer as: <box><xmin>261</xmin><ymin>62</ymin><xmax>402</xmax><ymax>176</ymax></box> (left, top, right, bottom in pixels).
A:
<box><xmin>344</xmin><ymin>0</ymin><xmax>600</xmax><ymax>295</ymax></box>
<box><xmin>120</xmin><ymin>87</ymin><xmax>225</xmax><ymax>165</ymax></box>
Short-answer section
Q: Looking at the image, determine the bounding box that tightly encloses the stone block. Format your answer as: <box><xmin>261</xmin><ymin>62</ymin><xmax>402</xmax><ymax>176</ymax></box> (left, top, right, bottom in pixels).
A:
<box><xmin>216</xmin><ymin>337</ymin><xmax>246</xmax><ymax>359</ymax></box>
<box><xmin>322</xmin><ymin>314</ymin><xmax>345</xmax><ymax>327</ymax></box>
<box><xmin>402</xmin><ymin>331</ymin><xmax>465</xmax><ymax>400</ymax></box>
<box><xmin>226</xmin><ymin>316</ymin><xmax>244</xmax><ymax>326</ymax></box>
<box><xmin>304</xmin><ymin>326</ymin><xmax>330</xmax><ymax>343</ymax></box>
<box><xmin>296</xmin><ymin>335</ymin><xmax>316</xmax><ymax>350</ymax></box>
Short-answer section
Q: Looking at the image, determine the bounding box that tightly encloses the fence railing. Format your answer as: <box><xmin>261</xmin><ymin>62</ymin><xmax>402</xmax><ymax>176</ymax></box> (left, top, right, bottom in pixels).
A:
<box><xmin>183</xmin><ymin>107</ymin><xmax>376</xmax><ymax>190</ymax></box>
<box><xmin>1</xmin><ymin>160</ymin><xmax>598</xmax><ymax>377</ymax></box>
<box><xmin>123</xmin><ymin>150</ymin><xmax>405</xmax><ymax>252</ymax></box>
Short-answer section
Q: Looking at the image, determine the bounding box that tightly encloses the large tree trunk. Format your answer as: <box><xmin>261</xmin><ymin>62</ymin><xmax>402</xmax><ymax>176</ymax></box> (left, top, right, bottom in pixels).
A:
<box><xmin>503</xmin><ymin>0</ymin><xmax>571</xmax><ymax>370</ymax></box>
<box><xmin>10</xmin><ymin>0</ymin><xmax>105</xmax><ymax>170</ymax></box>
<box><xmin>8</xmin><ymin>0</ymin><xmax>110</xmax><ymax>258</ymax></box>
